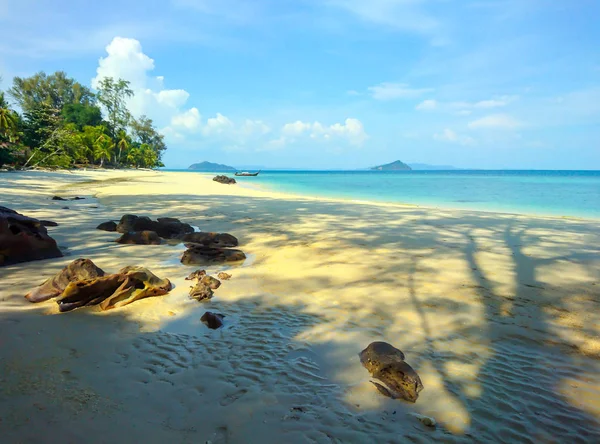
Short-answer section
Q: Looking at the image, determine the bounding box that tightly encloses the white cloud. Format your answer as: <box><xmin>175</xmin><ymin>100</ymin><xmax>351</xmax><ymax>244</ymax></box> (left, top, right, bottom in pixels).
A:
<box><xmin>468</xmin><ymin>114</ymin><xmax>522</xmax><ymax>129</ymax></box>
<box><xmin>368</xmin><ymin>82</ymin><xmax>432</xmax><ymax>100</ymax></box>
<box><xmin>415</xmin><ymin>99</ymin><xmax>438</xmax><ymax>110</ymax></box>
<box><xmin>434</xmin><ymin>129</ymin><xmax>476</xmax><ymax>146</ymax></box>
<box><xmin>416</xmin><ymin>95</ymin><xmax>518</xmax><ymax>113</ymax></box>
<box><xmin>279</xmin><ymin>118</ymin><xmax>368</xmax><ymax>146</ymax></box>
<box><xmin>239</xmin><ymin>119</ymin><xmax>271</xmax><ymax>136</ymax></box>
<box><xmin>203</xmin><ymin>113</ymin><xmax>234</xmax><ymax>136</ymax></box>
<box><xmin>171</xmin><ymin>107</ymin><xmax>201</xmax><ymax>131</ymax></box>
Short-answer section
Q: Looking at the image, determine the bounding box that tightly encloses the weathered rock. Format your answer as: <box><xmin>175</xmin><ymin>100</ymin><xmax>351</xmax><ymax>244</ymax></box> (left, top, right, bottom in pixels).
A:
<box><xmin>201</xmin><ymin>312</ymin><xmax>225</xmax><ymax>329</ymax></box>
<box><xmin>180</xmin><ymin>232</ymin><xmax>239</xmax><ymax>248</ymax></box>
<box><xmin>56</xmin><ymin>265</ymin><xmax>172</xmax><ymax>312</ymax></box>
<box><xmin>71</xmin><ymin>197</ymin><xmax>85</xmax><ymax>200</ymax></box>
<box><xmin>115</xmin><ymin>230</ymin><xmax>162</xmax><ymax>245</ymax></box>
<box><xmin>40</xmin><ymin>220</ymin><xmax>58</xmax><ymax>227</ymax></box>
<box><xmin>25</xmin><ymin>258</ymin><xmax>106</xmax><ymax>302</ymax></box>
<box><xmin>97</xmin><ymin>221</ymin><xmax>117</xmax><ymax>232</ymax></box>
<box><xmin>359</xmin><ymin>342</ymin><xmax>424</xmax><ymax>403</ymax></box>
<box><xmin>189</xmin><ymin>281</ymin><xmax>213</xmax><ymax>301</ymax></box>
<box><xmin>185</xmin><ymin>269</ymin><xmax>206</xmax><ymax>280</ymax></box>
<box><xmin>0</xmin><ymin>206</ymin><xmax>63</xmax><ymax>267</ymax></box>
<box><xmin>52</xmin><ymin>196</ymin><xmax>67</xmax><ymax>201</ymax></box>
<box><xmin>213</xmin><ymin>175</ymin><xmax>236</xmax><ymax>185</ymax></box>
<box><xmin>116</xmin><ymin>214</ymin><xmax>194</xmax><ymax>239</ymax></box>
<box><xmin>201</xmin><ymin>275</ymin><xmax>221</xmax><ymax>290</ymax></box>
<box><xmin>217</xmin><ymin>272</ymin><xmax>232</xmax><ymax>280</ymax></box>
<box><xmin>181</xmin><ymin>246</ymin><xmax>246</xmax><ymax>265</ymax></box>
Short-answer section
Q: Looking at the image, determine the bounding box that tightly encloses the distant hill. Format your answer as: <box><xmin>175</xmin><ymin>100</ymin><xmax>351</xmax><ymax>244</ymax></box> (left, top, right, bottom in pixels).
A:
<box><xmin>409</xmin><ymin>163</ymin><xmax>459</xmax><ymax>170</ymax></box>
<box><xmin>188</xmin><ymin>161</ymin><xmax>236</xmax><ymax>172</ymax></box>
<box><xmin>370</xmin><ymin>160</ymin><xmax>412</xmax><ymax>171</ymax></box>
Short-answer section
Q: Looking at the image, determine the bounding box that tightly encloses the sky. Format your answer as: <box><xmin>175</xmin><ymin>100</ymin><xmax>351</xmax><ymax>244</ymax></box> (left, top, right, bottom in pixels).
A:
<box><xmin>1</xmin><ymin>0</ymin><xmax>599</xmax><ymax>169</ymax></box>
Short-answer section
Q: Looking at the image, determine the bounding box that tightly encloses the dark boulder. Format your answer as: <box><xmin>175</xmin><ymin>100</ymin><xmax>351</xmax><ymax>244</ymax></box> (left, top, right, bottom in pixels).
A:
<box><xmin>97</xmin><ymin>221</ymin><xmax>117</xmax><ymax>232</ymax></box>
<box><xmin>181</xmin><ymin>246</ymin><xmax>246</xmax><ymax>265</ymax></box>
<box><xmin>25</xmin><ymin>258</ymin><xmax>106</xmax><ymax>303</ymax></box>
<box><xmin>213</xmin><ymin>175</ymin><xmax>236</xmax><ymax>185</ymax></box>
<box><xmin>180</xmin><ymin>232</ymin><xmax>239</xmax><ymax>248</ymax></box>
<box><xmin>189</xmin><ymin>281</ymin><xmax>213</xmax><ymax>301</ymax></box>
<box><xmin>201</xmin><ymin>312</ymin><xmax>225</xmax><ymax>329</ymax></box>
<box><xmin>0</xmin><ymin>206</ymin><xmax>63</xmax><ymax>267</ymax></box>
<box><xmin>52</xmin><ymin>196</ymin><xmax>67</xmax><ymax>201</ymax></box>
<box><xmin>185</xmin><ymin>269</ymin><xmax>206</xmax><ymax>280</ymax></box>
<box><xmin>359</xmin><ymin>342</ymin><xmax>424</xmax><ymax>403</ymax></box>
<box><xmin>217</xmin><ymin>272</ymin><xmax>232</xmax><ymax>280</ymax></box>
<box><xmin>40</xmin><ymin>220</ymin><xmax>58</xmax><ymax>227</ymax></box>
<box><xmin>116</xmin><ymin>231</ymin><xmax>162</xmax><ymax>245</ymax></box>
<box><xmin>116</xmin><ymin>214</ymin><xmax>194</xmax><ymax>239</ymax></box>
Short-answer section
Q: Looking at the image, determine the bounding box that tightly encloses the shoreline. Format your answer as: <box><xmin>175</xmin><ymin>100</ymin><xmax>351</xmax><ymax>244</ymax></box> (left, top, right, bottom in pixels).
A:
<box><xmin>1</xmin><ymin>169</ymin><xmax>599</xmax><ymax>442</ymax></box>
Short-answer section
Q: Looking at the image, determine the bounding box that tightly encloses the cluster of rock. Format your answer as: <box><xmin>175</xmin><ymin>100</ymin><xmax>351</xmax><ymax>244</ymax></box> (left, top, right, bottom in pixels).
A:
<box><xmin>359</xmin><ymin>342</ymin><xmax>424</xmax><ymax>403</ymax></box>
<box><xmin>25</xmin><ymin>258</ymin><xmax>172</xmax><ymax>312</ymax></box>
<box><xmin>185</xmin><ymin>269</ymin><xmax>228</xmax><ymax>329</ymax></box>
<box><xmin>0</xmin><ymin>206</ymin><xmax>62</xmax><ymax>266</ymax></box>
<box><xmin>180</xmin><ymin>232</ymin><xmax>246</xmax><ymax>265</ymax></box>
<box><xmin>213</xmin><ymin>175</ymin><xmax>236</xmax><ymax>185</ymax></box>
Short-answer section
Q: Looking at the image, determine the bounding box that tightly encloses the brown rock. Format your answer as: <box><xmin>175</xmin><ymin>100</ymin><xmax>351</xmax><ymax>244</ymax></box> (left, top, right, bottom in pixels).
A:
<box><xmin>116</xmin><ymin>231</ymin><xmax>162</xmax><ymax>245</ymax></box>
<box><xmin>201</xmin><ymin>275</ymin><xmax>221</xmax><ymax>290</ymax></box>
<box><xmin>56</xmin><ymin>265</ymin><xmax>172</xmax><ymax>312</ymax></box>
<box><xmin>116</xmin><ymin>214</ymin><xmax>194</xmax><ymax>239</ymax></box>
<box><xmin>185</xmin><ymin>269</ymin><xmax>206</xmax><ymax>280</ymax></box>
<box><xmin>97</xmin><ymin>221</ymin><xmax>117</xmax><ymax>232</ymax></box>
<box><xmin>213</xmin><ymin>175</ymin><xmax>236</xmax><ymax>184</ymax></box>
<box><xmin>189</xmin><ymin>281</ymin><xmax>213</xmax><ymax>301</ymax></box>
<box><xmin>180</xmin><ymin>232</ymin><xmax>239</xmax><ymax>248</ymax></box>
<box><xmin>25</xmin><ymin>258</ymin><xmax>106</xmax><ymax>302</ymax></box>
<box><xmin>359</xmin><ymin>342</ymin><xmax>424</xmax><ymax>403</ymax></box>
<box><xmin>201</xmin><ymin>312</ymin><xmax>225</xmax><ymax>329</ymax></box>
<box><xmin>0</xmin><ymin>206</ymin><xmax>63</xmax><ymax>267</ymax></box>
<box><xmin>217</xmin><ymin>272</ymin><xmax>232</xmax><ymax>280</ymax></box>
<box><xmin>181</xmin><ymin>247</ymin><xmax>246</xmax><ymax>265</ymax></box>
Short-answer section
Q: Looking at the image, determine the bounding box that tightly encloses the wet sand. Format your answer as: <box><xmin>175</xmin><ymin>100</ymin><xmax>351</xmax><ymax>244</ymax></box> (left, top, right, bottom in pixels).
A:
<box><xmin>1</xmin><ymin>169</ymin><xmax>599</xmax><ymax>443</ymax></box>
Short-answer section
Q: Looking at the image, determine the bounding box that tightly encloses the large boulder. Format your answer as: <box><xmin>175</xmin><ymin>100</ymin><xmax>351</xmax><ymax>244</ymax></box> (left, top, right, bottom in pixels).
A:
<box><xmin>213</xmin><ymin>175</ymin><xmax>236</xmax><ymax>185</ymax></box>
<box><xmin>0</xmin><ymin>206</ymin><xmax>63</xmax><ymax>267</ymax></box>
<box><xmin>359</xmin><ymin>342</ymin><xmax>424</xmax><ymax>403</ymax></box>
<box><xmin>116</xmin><ymin>231</ymin><xmax>162</xmax><ymax>245</ymax></box>
<box><xmin>25</xmin><ymin>259</ymin><xmax>172</xmax><ymax>312</ymax></box>
<box><xmin>116</xmin><ymin>214</ymin><xmax>194</xmax><ymax>239</ymax></box>
<box><xmin>201</xmin><ymin>312</ymin><xmax>225</xmax><ymax>329</ymax></box>
<box><xmin>180</xmin><ymin>232</ymin><xmax>239</xmax><ymax>248</ymax></box>
<box><xmin>97</xmin><ymin>221</ymin><xmax>117</xmax><ymax>232</ymax></box>
<box><xmin>25</xmin><ymin>258</ymin><xmax>105</xmax><ymax>302</ymax></box>
<box><xmin>181</xmin><ymin>246</ymin><xmax>246</xmax><ymax>265</ymax></box>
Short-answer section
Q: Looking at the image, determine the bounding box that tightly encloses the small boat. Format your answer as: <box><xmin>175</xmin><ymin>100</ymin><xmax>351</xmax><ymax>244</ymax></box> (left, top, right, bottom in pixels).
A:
<box><xmin>234</xmin><ymin>170</ymin><xmax>260</xmax><ymax>177</ymax></box>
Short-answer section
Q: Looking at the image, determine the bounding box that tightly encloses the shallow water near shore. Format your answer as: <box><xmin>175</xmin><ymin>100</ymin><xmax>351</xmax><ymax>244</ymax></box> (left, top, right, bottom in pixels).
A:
<box><xmin>169</xmin><ymin>169</ymin><xmax>600</xmax><ymax>219</ymax></box>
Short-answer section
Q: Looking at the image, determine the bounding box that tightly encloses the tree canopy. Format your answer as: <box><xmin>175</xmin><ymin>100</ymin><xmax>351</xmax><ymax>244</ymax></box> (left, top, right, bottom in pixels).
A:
<box><xmin>0</xmin><ymin>72</ymin><xmax>167</xmax><ymax>169</ymax></box>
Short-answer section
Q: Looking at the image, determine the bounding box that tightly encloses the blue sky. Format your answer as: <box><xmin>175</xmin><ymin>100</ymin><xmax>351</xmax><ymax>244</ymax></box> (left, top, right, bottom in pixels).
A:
<box><xmin>1</xmin><ymin>0</ymin><xmax>599</xmax><ymax>169</ymax></box>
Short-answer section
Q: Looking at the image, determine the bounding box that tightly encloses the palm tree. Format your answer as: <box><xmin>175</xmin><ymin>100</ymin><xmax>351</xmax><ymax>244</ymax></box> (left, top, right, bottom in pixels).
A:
<box><xmin>93</xmin><ymin>134</ymin><xmax>113</xmax><ymax>167</ymax></box>
<box><xmin>116</xmin><ymin>130</ymin><xmax>129</xmax><ymax>164</ymax></box>
<box><xmin>0</xmin><ymin>92</ymin><xmax>19</xmax><ymax>143</ymax></box>
<box><xmin>140</xmin><ymin>143</ymin><xmax>157</xmax><ymax>168</ymax></box>
<box><xmin>126</xmin><ymin>146</ymin><xmax>141</xmax><ymax>168</ymax></box>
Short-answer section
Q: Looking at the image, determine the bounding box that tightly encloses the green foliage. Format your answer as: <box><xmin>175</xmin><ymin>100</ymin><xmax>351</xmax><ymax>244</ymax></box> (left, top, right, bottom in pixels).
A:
<box><xmin>2</xmin><ymin>71</ymin><xmax>166</xmax><ymax>169</ymax></box>
<box><xmin>9</xmin><ymin>71</ymin><xmax>95</xmax><ymax>114</ymax></box>
<box><xmin>61</xmin><ymin>103</ymin><xmax>103</xmax><ymax>129</ymax></box>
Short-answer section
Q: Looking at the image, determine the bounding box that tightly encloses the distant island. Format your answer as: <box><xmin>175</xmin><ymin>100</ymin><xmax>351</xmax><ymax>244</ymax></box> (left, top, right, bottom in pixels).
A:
<box><xmin>370</xmin><ymin>160</ymin><xmax>412</xmax><ymax>171</ymax></box>
<box><xmin>188</xmin><ymin>161</ymin><xmax>236</xmax><ymax>172</ymax></box>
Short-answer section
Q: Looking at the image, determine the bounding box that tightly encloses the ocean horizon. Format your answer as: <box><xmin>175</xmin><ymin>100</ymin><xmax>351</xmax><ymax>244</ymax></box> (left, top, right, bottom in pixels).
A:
<box><xmin>164</xmin><ymin>169</ymin><xmax>600</xmax><ymax>219</ymax></box>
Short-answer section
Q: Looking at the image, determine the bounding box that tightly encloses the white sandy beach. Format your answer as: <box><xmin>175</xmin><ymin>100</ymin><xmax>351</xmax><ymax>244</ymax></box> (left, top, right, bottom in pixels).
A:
<box><xmin>1</xmin><ymin>169</ymin><xmax>599</xmax><ymax>443</ymax></box>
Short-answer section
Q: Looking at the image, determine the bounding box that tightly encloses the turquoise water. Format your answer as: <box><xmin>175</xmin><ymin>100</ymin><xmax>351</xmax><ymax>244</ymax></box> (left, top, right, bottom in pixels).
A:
<box><xmin>169</xmin><ymin>170</ymin><xmax>600</xmax><ymax>219</ymax></box>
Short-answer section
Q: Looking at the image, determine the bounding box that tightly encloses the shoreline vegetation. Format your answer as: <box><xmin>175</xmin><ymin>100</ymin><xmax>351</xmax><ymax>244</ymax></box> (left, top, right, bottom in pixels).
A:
<box><xmin>1</xmin><ymin>71</ymin><xmax>166</xmax><ymax>170</ymax></box>
<box><xmin>1</xmin><ymin>169</ymin><xmax>599</xmax><ymax>441</ymax></box>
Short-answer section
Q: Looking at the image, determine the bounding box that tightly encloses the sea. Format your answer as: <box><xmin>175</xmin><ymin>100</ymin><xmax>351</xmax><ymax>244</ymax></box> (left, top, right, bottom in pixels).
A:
<box><xmin>167</xmin><ymin>170</ymin><xmax>600</xmax><ymax>219</ymax></box>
